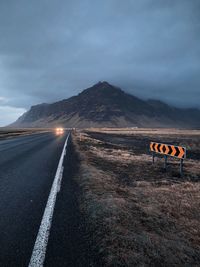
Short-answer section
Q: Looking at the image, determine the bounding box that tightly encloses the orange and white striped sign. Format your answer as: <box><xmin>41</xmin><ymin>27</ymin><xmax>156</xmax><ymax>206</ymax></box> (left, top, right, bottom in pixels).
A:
<box><xmin>150</xmin><ymin>142</ymin><xmax>186</xmax><ymax>159</ymax></box>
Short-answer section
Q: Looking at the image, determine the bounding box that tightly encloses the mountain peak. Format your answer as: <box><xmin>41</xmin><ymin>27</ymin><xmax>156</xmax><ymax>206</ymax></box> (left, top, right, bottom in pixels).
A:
<box><xmin>94</xmin><ymin>81</ymin><xmax>113</xmax><ymax>88</ymax></box>
<box><xmin>10</xmin><ymin>81</ymin><xmax>200</xmax><ymax>128</ymax></box>
<box><xmin>87</xmin><ymin>81</ymin><xmax>116</xmax><ymax>90</ymax></box>
<box><xmin>79</xmin><ymin>81</ymin><xmax>123</xmax><ymax>98</ymax></box>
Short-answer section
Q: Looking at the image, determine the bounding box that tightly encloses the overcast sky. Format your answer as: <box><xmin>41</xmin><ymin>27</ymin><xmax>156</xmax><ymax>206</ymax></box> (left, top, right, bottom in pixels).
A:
<box><xmin>0</xmin><ymin>0</ymin><xmax>200</xmax><ymax>126</ymax></box>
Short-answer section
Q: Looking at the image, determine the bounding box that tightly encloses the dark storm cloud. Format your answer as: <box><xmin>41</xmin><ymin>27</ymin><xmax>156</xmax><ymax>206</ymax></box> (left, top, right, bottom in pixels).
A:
<box><xmin>0</xmin><ymin>0</ymin><xmax>200</xmax><ymax>125</ymax></box>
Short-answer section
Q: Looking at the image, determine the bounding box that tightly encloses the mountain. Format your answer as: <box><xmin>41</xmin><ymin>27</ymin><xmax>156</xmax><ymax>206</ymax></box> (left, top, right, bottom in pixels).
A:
<box><xmin>11</xmin><ymin>81</ymin><xmax>200</xmax><ymax>128</ymax></box>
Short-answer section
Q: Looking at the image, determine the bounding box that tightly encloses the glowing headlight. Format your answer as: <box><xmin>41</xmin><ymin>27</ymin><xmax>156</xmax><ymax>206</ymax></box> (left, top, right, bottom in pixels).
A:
<box><xmin>55</xmin><ymin>127</ymin><xmax>64</xmax><ymax>135</ymax></box>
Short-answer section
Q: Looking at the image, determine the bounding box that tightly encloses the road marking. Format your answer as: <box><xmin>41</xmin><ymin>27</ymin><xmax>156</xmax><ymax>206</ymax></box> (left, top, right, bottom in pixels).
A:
<box><xmin>28</xmin><ymin>133</ymin><xmax>70</xmax><ymax>267</ymax></box>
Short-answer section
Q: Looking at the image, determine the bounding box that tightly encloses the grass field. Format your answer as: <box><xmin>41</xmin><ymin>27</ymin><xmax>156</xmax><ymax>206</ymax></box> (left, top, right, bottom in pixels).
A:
<box><xmin>0</xmin><ymin>128</ymin><xmax>51</xmax><ymax>140</ymax></box>
<box><xmin>73</xmin><ymin>128</ymin><xmax>200</xmax><ymax>266</ymax></box>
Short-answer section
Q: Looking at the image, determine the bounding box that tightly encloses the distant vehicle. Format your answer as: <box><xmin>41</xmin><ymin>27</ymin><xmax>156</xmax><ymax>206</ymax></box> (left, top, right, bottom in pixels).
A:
<box><xmin>55</xmin><ymin>127</ymin><xmax>64</xmax><ymax>135</ymax></box>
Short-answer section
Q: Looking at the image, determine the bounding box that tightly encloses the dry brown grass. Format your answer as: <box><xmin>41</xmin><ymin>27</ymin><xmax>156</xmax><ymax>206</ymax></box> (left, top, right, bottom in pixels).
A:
<box><xmin>73</xmin><ymin>129</ymin><xmax>200</xmax><ymax>266</ymax></box>
<box><xmin>85</xmin><ymin>127</ymin><xmax>200</xmax><ymax>136</ymax></box>
<box><xmin>0</xmin><ymin>128</ymin><xmax>53</xmax><ymax>139</ymax></box>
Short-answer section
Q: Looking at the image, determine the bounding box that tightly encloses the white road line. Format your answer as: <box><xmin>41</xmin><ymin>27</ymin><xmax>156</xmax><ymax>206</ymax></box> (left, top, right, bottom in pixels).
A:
<box><xmin>28</xmin><ymin>133</ymin><xmax>70</xmax><ymax>267</ymax></box>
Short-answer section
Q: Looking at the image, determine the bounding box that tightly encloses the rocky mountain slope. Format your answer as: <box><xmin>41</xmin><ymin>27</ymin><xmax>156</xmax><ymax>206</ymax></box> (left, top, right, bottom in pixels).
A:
<box><xmin>11</xmin><ymin>82</ymin><xmax>200</xmax><ymax>128</ymax></box>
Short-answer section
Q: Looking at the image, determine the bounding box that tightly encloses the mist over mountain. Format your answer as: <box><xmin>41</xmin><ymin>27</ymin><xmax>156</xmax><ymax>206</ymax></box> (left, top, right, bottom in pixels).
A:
<box><xmin>11</xmin><ymin>82</ymin><xmax>200</xmax><ymax>128</ymax></box>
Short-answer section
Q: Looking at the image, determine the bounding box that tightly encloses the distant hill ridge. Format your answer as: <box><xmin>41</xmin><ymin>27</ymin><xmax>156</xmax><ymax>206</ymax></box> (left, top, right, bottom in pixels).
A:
<box><xmin>11</xmin><ymin>81</ymin><xmax>200</xmax><ymax>128</ymax></box>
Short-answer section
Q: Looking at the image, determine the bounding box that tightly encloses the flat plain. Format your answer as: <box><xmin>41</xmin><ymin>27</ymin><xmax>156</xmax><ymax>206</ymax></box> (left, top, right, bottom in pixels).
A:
<box><xmin>73</xmin><ymin>128</ymin><xmax>200</xmax><ymax>266</ymax></box>
<box><xmin>0</xmin><ymin>128</ymin><xmax>51</xmax><ymax>140</ymax></box>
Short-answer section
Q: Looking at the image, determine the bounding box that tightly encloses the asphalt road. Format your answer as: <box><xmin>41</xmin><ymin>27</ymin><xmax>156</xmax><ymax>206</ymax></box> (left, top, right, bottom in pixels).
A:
<box><xmin>0</xmin><ymin>131</ymin><xmax>83</xmax><ymax>266</ymax></box>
